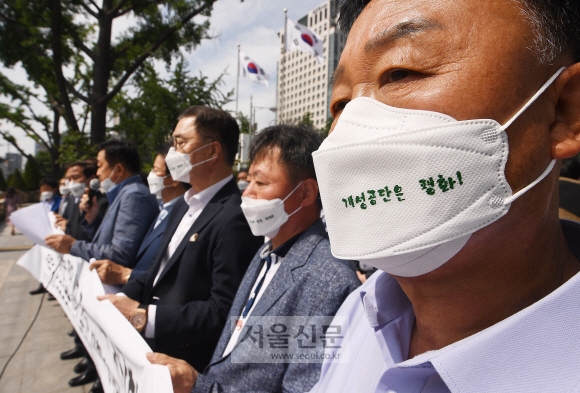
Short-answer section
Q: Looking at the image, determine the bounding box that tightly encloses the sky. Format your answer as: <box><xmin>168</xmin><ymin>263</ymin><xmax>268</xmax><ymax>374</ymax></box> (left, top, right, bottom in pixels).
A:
<box><xmin>0</xmin><ymin>0</ymin><xmax>322</xmax><ymax>157</ymax></box>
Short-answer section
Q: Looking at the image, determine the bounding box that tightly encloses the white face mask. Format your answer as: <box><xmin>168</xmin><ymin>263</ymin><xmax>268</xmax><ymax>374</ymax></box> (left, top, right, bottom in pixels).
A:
<box><xmin>238</xmin><ymin>180</ymin><xmax>249</xmax><ymax>191</ymax></box>
<box><xmin>240</xmin><ymin>182</ymin><xmax>303</xmax><ymax>238</ymax></box>
<box><xmin>59</xmin><ymin>185</ymin><xmax>70</xmax><ymax>196</ymax></box>
<box><xmin>165</xmin><ymin>145</ymin><xmax>216</xmax><ymax>183</ymax></box>
<box><xmin>312</xmin><ymin>68</ymin><xmax>564</xmax><ymax>277</ymax></box>
<box><xmin>40</xmin><ymin>191</ymin><xmax>54</xmax><ymax>202</ymax></box>
<box><xmin>100</xmin><ymin>167</ymin><xmax>118</xmax><ymax>193</ymax></box>
<box><xmin>68</xmin><ymin>181</ymin><xmax>86</xmax><ymax>198</ymax></box>
<box><xmin>147</xmin><ymin>171</ymin><xmax>168</xmax><ymax>198</ymax></box>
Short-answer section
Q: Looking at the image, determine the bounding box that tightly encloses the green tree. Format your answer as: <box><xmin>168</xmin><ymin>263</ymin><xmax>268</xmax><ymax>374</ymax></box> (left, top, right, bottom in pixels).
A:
<box><xmin>23</xmin><ymin>158</ymin><xmax>43</xmax><ymax>191</ymax></box>
<box><xmin>7</xmin><ymin>169</ymin><xmax>27</xmax><ymax>190</ymax></box>
<box><xmin>237</xmin><ymin>112</ymin><xmax>251</xmax><ymax>135</ymax></box>
<box><xmin>34</xmin><ymin>150</ymin><xmax>56</xmax><ymax>180</ymax></box>
<box><xmin>0</xmin><ymin>0</ymin><xmax>226</xmax><ymax>170</ymax></box>
<box><xmin>0</xmin><ymin>167</ymin><xmax>6</xmax><ymax>191</ymax></box>
<box><xmin>110</xmin><ymin>56</ymin><xmax>232</xmax><ymax>170</ymax></box>
<box><xmin>321</xmin><ymin>117</ymin><xmax>333</xmax><ymax>137</ymax></box>
<box><xmin>299</xmin><ymin>112</ymin><xmax>314</xmax><ymax>128</ymax></box>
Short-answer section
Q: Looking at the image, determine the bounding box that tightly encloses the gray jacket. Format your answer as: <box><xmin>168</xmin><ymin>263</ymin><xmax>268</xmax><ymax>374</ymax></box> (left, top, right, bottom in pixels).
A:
<box><xmin>193</xmin><ymin>219</ymin><xmax>360</xmax><ymax>393</ymax></box>
<box><xmin>70</xmin><ymin>175</ymin><xmax>158</xmax><ymax>266</ymax></box>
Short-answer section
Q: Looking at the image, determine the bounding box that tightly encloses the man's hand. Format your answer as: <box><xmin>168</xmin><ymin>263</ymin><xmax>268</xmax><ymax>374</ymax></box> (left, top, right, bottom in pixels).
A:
<box><xmin>45</xmin><ymin>234</ymin><xmax>76</xmax><ymax>254</ymax></box>
<box><xmin>90</xmin><ymin>259</ymin><xmax>132</xmax><ymax>285</ymax></box>
<box><xmin>53</xmin><ymin>214</ymin><xmax>68</xmax><ymax>231</ymax></box>
<box><xmin>147</xmin><ymin>352</ymin><xmax>198</xmax><ymax>393</ymax></box>
<box><xmin>79</xmin><ymin>194</ymin><xmax>100</xmax><ymax>224</ymax></box>
<box><xmin>97</xmin><ymin>294</ymin><xmax>139</xmax><ymax>319</ymax></box>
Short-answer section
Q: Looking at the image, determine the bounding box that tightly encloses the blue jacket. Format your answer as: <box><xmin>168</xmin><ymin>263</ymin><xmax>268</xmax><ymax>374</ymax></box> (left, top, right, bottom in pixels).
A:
<box><xmin>70</xmin><ymin>175</ymin><xmax>158</xmax><ymax>267</ymax></box>
<box><xmin>192</xmin><ymin>219</ymin><xmax>361</xmax><ymax>393</ymax></box>
<box><xmin>129</xmin><ymin>199</ymin><xmax>177</xmax><ymax>280</ymax></box>
<box><xmin>49</xmin><ymin>194</ymin><xmax>62</xmax><ymax>213</ymax></box>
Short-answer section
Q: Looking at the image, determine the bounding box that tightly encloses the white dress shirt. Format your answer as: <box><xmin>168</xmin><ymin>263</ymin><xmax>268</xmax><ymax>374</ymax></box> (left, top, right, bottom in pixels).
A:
<box><xmin>145</xmin><ymin>175</ymin><xmax>233</xmax><ymax>338</ymax></box>
<box><xmin>310</xmin><ymin>257</ymin><xmax>580</xmax><ymax>392</ymax></box>
<box><xmin>221</xmin><ymin>245</ymin><xmax>283</xmax><ymax>357</ymax></box>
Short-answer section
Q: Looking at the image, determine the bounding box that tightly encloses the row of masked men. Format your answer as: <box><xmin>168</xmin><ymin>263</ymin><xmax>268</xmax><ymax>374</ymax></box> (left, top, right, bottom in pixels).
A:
<box><xmin>44</xmin><ymin>105</ymin><xmax>361</xmax><ymax>393</ymax></box>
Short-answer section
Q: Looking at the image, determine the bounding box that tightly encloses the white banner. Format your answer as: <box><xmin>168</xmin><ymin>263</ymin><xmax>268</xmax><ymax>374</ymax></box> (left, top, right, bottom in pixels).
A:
<box><xmin>17</xmin><ymin>245</ymin><xmax>173</xmax><ymax>393</ymax></box>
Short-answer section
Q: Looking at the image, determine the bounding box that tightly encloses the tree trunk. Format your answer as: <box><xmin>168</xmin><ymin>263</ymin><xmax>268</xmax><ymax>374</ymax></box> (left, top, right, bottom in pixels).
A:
<box><xmin>50</xmin><ymin>0</ymin><xmax>80</xmax><ymax>134</ymax></box>
<box><xmin>51</xmin><ymin>110</ymin><xmax>61</xmax><ymax>175</ymax></box>
<box><xmin>90</xmin><ymin>0</ymin><xmax>114</xmax><ymax>144</ymax></box>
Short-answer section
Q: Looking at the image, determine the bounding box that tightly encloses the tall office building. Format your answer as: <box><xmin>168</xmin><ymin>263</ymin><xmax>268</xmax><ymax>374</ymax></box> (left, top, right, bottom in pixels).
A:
<box><xmin>276</xmin><ymin>0</ymin><xmax>346</xmax><ymax>128</ymax></box>
<box><xmin>0</xmin><ymin>152</ymin><xmax>23</xmax><ymax>176</ymax></box>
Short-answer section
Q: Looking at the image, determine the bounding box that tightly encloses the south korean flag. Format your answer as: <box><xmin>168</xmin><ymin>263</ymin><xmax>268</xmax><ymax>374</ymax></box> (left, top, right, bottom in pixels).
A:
<box><xmin>285</xmin><ymin>18</ymin><xmax>325</xmax><ymax>64</ymax></box>
<box><xmin>240</xmin><ymin>51</ymin><xmax>269</xmax><ymax>87</ymax></box>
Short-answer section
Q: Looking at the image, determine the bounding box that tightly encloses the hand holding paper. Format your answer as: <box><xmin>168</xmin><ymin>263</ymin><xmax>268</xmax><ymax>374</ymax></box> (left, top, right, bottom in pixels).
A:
<box><xmin>10</xmin><ymin>202</ymin><xmax>64</xmax><ymax>246</ymax></box>
<box><xmin>147</xmin><ymin>352</ymin><xmax>198</xmax><ymax>393</ymax></box>
<box><xmin>45</xmin><ymin>234</ymin><xmax>76</xmax><ymax>254</ymax></box>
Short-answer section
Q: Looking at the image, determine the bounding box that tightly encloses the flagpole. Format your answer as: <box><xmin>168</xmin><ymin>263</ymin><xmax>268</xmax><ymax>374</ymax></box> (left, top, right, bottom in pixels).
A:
<box><xmin>279</xmin><ymin>8</ymin><xmax>288</xmax><ymax>124</ymax></box>
<box><xmin>250</xmin><ymin>95</ymin><xmax>253</xmax><ymax>136</ymax></box>
<box><xmin>236</xmin><ymin>43</ymin><xmax>240</xmax><ymax>116</ymax></box>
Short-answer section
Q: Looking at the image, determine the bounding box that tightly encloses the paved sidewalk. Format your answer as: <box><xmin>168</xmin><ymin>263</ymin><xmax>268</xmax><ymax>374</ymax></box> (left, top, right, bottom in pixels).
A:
<box><xmin>0</xmin><ymin>223</ymin><xmax>88</xmax><ymax>393</ymax></box>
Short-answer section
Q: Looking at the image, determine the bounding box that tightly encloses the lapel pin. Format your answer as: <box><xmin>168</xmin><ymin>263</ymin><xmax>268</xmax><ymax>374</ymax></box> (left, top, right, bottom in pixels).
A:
<box><xmin>190</xmin><ymin>233</ymin><xmax>198</xmax><ymax>242</ymax></box>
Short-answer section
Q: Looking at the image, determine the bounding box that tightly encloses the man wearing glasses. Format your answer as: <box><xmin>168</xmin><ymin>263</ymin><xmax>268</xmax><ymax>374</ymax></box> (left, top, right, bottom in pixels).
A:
<box><xmin>99</xmin><ymin>106</ymin><xmax>263</xmax><ymax>372</ymax></box>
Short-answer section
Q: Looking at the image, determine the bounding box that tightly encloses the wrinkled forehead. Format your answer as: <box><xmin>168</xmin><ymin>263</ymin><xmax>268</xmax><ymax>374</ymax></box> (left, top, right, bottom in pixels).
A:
<box><xmin>340</xmin><ymin>0</ymin><xmax>534</xmax><ymax>68</ymax></box>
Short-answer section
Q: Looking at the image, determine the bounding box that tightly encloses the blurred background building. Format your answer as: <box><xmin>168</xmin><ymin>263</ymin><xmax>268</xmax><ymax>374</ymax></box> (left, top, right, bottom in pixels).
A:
<box><xmin>276</xmin><ymin>0</ymin><xmax>346</xmax><ymax>128</ymax></box>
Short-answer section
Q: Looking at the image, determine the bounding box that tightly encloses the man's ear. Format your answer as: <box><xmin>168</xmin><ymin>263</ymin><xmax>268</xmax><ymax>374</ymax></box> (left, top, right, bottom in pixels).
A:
<box><xmin>550</xmin><ymin>63</ymin><xmax>580</xmax><ymax>159</ymax></box>
<box><xmin>300</xmin><ymin>178</ymin><xmax>319</xmax><ymax>207</ymax></box>
<box><xmin>209</xmin><ymin>141</ymin><xmax>222</xmax><ymax>159</ymax></box>
<box><xmin>114</xmin><ymin>164</ymin><xmax>126</xmax><ymax>180</ymax></box>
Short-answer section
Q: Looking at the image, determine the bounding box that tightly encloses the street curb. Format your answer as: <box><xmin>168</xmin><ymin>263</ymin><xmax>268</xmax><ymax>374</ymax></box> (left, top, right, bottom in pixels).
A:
<box><xmin>0</xmin><ymin>246</ymin><xmax>32</xmax><ymax>252</ymax></box>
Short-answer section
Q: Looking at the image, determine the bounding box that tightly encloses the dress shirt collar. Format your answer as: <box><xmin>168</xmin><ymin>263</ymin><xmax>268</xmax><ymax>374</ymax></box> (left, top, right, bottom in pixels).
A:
<box><xmin>106</xmin><ymin>174</ymin><xmax>140</xmax><ymax>204</ymax></box>
<box><xmin>183</xmin><ymin>175</ymin><xmax>232</xmax><ymax>209</ymax></box>
<box><xmin>162</xmin><ymin>195</ymin><xmax>180</xmax><ymax>210</ymax></box>
<box><xmin>259</xmin><ymin>231</ymin><xmax>304</xmax><ymax>260</ymax></box>
<box><xmin>363</xmin><ymin>220</ymin><xmax>580</xmax><ymax>393</ymax></box>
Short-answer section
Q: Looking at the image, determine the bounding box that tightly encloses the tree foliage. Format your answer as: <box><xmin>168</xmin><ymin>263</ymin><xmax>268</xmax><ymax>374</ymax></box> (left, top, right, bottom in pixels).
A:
<box><xmin>237</xmin><ymin>112</ymin><xmax>251</xmax><ymax>135</ymax></box>
<box><xmin>0</xmin><ymin>0</ymin><xmax>221</xmax><ymax>171</ymax></box>
<box><xmin>23</xmin><ymin>158</ymin><xmax>43</xmax><ymax>191</ymax></box>
<box><xmin>110</xmin><ymin>56</ymin><xmax>232</xmax><ymax>171</ymax></box>
<box><xmin>299</xmin><ymin>112</ymin><xmax>314</xmax><ymax>128</ymax></box>
<box><xmin>7</xmin><ymin>169</ymin><xmax>27</xmax><ymax>190</ymax></box>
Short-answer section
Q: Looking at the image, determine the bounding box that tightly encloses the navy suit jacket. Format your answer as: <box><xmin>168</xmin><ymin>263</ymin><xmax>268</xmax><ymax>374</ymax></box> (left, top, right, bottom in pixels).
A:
<box><xmin>192</xmin><ymin>220</ymin><xmax>361</xmax><ymax>393</ymax></box>
<box><xmin>128</xmin><ymin>200</ymin><xmax>177</xmax><ymax>280</ymax></box>
<box><xmin>60</xmin><ymin>194</ymin><xmax>76</xmax><ymax>220</ymax></box>
<box><xmin>121</xmin><ymin>178</ymin><xmax>263</xmax><ymax>370</ymax></box>
<box><xmin>70</xmin><ymin>175</ymin><xmax>158</xmax><ymax>267</ymax></box>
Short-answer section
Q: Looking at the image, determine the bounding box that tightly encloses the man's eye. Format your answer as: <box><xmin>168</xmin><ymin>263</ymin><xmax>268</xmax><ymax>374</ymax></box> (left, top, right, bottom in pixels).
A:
<box><xmin>332</xmin><ymin>100</ymin><xmax>349</xmax><ymax>117</ymax></box>
<box><xmin>381</xmin><ymin>69</ymin><xmax>414</xmax><ymax>85</ymax></box>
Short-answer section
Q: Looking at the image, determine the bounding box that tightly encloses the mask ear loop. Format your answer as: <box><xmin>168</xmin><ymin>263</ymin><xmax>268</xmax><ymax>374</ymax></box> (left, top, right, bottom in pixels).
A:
<box><xmin>282</xmin><ymin>181</ymin><xmax>304</xmax><ymax>202</ymax></box>
<box><xmin>500</xmin><ymin>67</ymin><xmax>565</xmax><ymax>132</ymax></box>
<box><xmin>283</xmin><ymin>181</ymin><xmax>304</xmax><ymax>217</ymax></box>
<box><xmin>187</xmin><ymin>142</ymin><xmax>218</xmax><ymax>168</ymax></box>
<box><xmin>500</xmin><ymin>67</ymin><xmax>564</xmax><ymax>205</ymax></box>
<box><xmin>504</xmin><ymin>159</ymin><xmax>556</xmax><ymax>205</ymax></box>
<box><xmin>108</xmin><ymin>165</ymin><xmax>118</xmax><ymax>184</ymax></box>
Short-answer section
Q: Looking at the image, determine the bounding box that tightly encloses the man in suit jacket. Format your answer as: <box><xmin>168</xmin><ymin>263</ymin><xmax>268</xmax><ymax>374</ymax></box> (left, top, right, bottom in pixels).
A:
<box><xmin>148</xmin><ymin>125</ymin><xmax>361</xmax><ymax>393</ymax></box>
<box><xmin>55</xmin><ymin>161</ymin><xmax>107</xmax><ymax>242</ymax></box>
<box><xmin>46</xmin><ymin>140</ymin><xmax>159</xmax><ymax>267</ymax></box>
<box><xmin>89</xmin><ymin>144</ymin><xmax>191</xmax><ymax>284</ymax></box>
<box><xmin>100</xmin><ymin>106</ymin><xmax>263</xmax><ymax>371</ymax></box>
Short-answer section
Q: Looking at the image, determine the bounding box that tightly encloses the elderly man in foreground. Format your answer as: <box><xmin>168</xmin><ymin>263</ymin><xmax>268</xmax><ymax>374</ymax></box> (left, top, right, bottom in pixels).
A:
<box><xmin>307</xmin><ymin>0</ymin><xmax>580</xmax><ymax>392</ymax></box>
